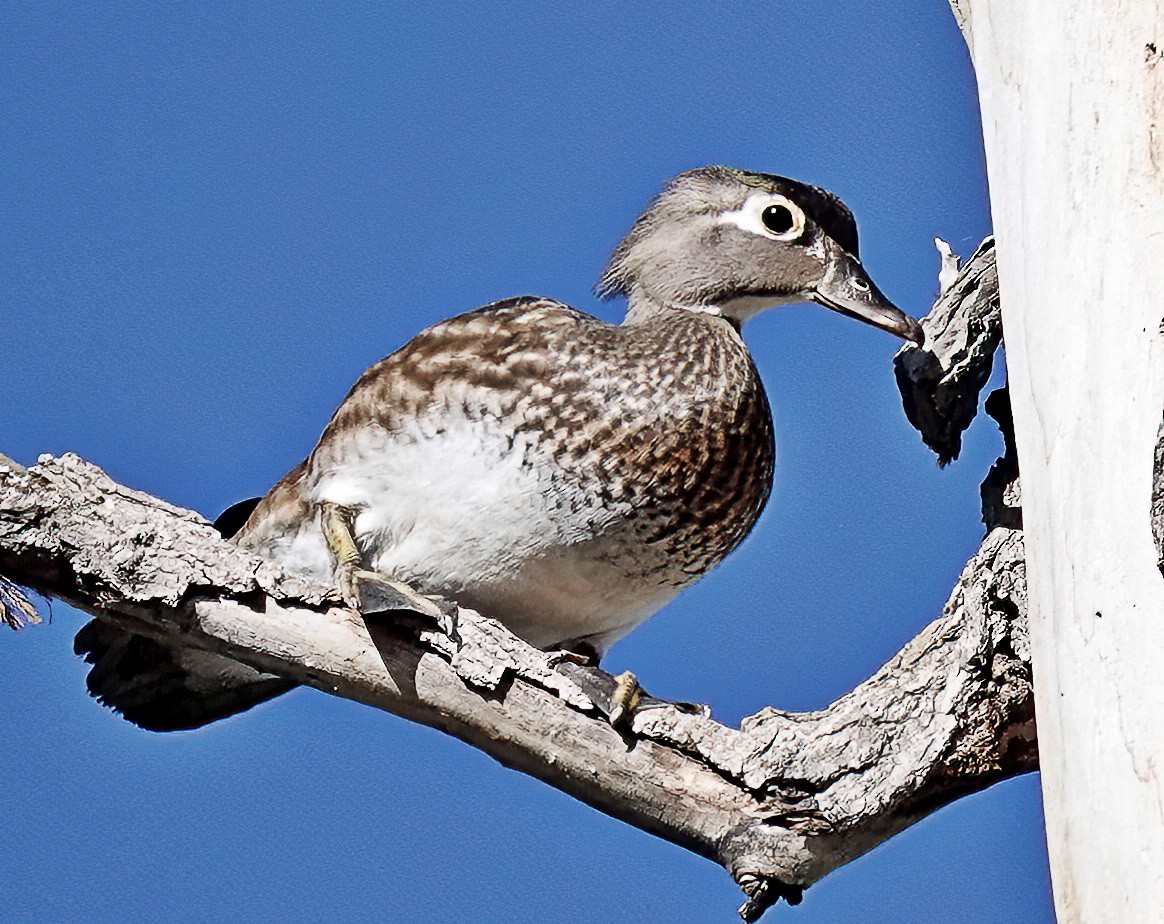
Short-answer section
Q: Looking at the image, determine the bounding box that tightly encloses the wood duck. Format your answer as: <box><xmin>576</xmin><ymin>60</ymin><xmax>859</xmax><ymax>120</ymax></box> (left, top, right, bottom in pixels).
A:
<box><xmin>77</xmin><ymin>166</ymin><xmax>922</xmax><ymax>730</ymax></box>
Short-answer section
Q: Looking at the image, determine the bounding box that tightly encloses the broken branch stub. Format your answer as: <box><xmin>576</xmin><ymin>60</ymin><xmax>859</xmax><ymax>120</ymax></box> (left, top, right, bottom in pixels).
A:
<box><xmin>894</xmin><ymin>237</ymin><xmax>1001</xmax><ymax>465</ymax></box>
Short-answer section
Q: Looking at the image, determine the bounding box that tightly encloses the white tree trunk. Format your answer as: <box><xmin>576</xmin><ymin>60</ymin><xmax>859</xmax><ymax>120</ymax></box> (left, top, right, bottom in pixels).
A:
<box><xmin>951</xmin><ymin>3</ymin><xmax>1164</xmax><ymax>920</ymax></box>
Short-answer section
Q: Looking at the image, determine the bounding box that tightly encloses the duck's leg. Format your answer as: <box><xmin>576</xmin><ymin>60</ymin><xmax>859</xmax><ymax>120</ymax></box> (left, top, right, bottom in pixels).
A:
<box><xmin>552</xmin><ymin>644</ymin><xmax>708</xmax><ymax>727</ymax></box>
<box><xmin>608</xmin><ymin>670</ymin><xmax>645</xmax><ymax>726</ymax></box>
<box><xmin>547</xmin><ymin>644</ymin><xmax>641</xmax><ymax>724</ymax></box>
<box><xmin>319</xmin><ymin>502</ymin><xmax>457</xmax><ymax>638</ymax></box>
<box><xmin>607</xmin><ymin>670</ymin><xmax>710</xmax><ymax>724</ymax></box>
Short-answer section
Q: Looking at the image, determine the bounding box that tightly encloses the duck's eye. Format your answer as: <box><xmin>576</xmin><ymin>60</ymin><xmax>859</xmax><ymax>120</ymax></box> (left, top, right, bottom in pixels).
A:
<box><xmin>761</xmin><ymin>204</ymin><xmax>796</xmax><ymax>235</ymax></box>
<box><xmin>718</xmin><ymin>193</ymin><xmax>805</xmax><ymax>239</ymax></box>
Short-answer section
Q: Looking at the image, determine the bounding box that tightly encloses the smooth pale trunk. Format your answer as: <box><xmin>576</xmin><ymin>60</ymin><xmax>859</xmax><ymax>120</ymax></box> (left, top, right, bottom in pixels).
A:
<box><xmin>950</xmin><ymin>2</ymin><xmax>1164</xmax><ymax>919</ymax></box>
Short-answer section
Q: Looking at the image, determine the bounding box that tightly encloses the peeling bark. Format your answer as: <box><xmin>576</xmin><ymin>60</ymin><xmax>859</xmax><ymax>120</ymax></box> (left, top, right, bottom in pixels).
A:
<box><xmin>0</xmin><ymin>241</ymin><xmax>1025</xmax><ymax>920</ymax></box>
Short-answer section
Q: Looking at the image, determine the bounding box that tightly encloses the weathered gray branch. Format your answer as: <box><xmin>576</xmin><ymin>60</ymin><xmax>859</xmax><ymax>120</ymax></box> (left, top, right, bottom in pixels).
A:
<box><xmin>894</xmin><ymin>236</ymin><xmax>1001</xmax><ymax>466</ymax></box>
<box><xmin>0</xmin><ymin>241</ymin><xmax>1026</xmax><ymax>921</ymax></box>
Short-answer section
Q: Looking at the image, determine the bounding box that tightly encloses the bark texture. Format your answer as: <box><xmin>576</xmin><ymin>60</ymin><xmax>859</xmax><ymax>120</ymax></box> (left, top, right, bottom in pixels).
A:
<box><xmin>949</xmin><ymin>4</ymin><xmax>1164</xmax><ymax>920</ymax></box>
<box><xmin>0</xmin><ymin>245</ymin><xmax>1025</xmax><ymax>919</ymax></box>
<box><xmin>894</xmin><ymin>236</ymin><xmax>1000</xmax><ymax>466</ymax></box>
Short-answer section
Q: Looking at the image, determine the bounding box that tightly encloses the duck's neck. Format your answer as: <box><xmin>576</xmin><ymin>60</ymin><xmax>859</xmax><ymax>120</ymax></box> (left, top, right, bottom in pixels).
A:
<box><xmin>622</xmin><ymin>287</ymin><xmax>742</xmax><ymax>336</ymax></box>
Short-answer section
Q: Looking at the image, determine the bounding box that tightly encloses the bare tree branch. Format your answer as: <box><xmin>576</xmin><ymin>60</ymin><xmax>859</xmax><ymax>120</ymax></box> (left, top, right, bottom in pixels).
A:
<box><xmin>0</xmin><ymin>239</ymin><xmax>1027</xmax><ymax>920</ymax></box>
<box><xmin>894</xmin><ymin>236</ymin><xmax>1001</xmax><ymax>466</ymax></box>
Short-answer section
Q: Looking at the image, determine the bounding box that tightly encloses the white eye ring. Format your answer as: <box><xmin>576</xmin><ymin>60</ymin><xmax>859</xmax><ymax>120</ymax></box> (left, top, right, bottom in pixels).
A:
<box><xmin>718</xmin><ymin>193</ymin><xmax>806</xmax><ymax>242</ymax></box>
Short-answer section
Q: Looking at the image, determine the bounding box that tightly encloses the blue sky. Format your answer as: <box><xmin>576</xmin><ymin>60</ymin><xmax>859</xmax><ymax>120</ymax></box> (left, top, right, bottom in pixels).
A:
<box><xmin>1</xmin><ymin>3</ymin><xmax>1053</xmax><ymax>922</ymax></box>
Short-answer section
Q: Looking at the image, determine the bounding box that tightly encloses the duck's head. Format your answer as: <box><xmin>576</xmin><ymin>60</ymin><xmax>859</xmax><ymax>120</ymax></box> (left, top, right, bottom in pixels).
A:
<box><xmin>599</xmin><ymin>166</ymin><xmax>922</xmax><ymax>344</ymax></box>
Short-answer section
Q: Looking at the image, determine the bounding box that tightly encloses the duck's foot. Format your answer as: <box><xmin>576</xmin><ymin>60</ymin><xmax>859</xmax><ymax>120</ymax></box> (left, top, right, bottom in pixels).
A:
<box><xmin>337</xmin><ymin>562</ymin><xmax>441</xmax><ymax>616</ymax></box>
<box><xmin>552</xmin><ymin>660</ymin><xmax>711</xmax><ymax>727</ymax></box>
<box><xmin>338</xmin><ymin>563</ymin><xmax>461</xmax><ymax>641</ymax></box>
<box><xmin>321</xmin><ymin>501</ymin><xmax>459</xmax><ymax>641</ymax></box>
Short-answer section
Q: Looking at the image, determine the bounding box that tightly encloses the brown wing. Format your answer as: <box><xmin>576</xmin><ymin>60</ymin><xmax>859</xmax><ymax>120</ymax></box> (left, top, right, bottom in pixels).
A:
<box><xmin>312</xmin><ymin>297</ymin><xmax>602</xmax><ymax>454</ymax></box>
<box><xmin>234</xmin><ymin>296</ymin><xmax>599</xmax><ymax>547</ymax></box>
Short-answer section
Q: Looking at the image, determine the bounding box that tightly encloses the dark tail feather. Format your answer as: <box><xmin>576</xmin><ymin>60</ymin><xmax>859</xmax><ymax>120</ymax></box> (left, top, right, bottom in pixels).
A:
<box><xmin>213</xmin><ymin>497</ymin><xmax>263</xmax><ymax>540</ymax></box>
<box><xmin>75</xmin><ymin>622</ymin><xmax>294</xmax><ymax>733</ymax></box>
<box><xmin>72</xmin><ymin>497</ymin><xmax>295</xmax><ymax>731</ymax></box>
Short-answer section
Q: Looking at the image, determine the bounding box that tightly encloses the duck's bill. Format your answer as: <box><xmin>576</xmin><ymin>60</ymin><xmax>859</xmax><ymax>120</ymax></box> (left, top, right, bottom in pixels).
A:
<box><xmin>812</xmin><ymin>242</ymin><xmax>924</xmax><ymax>345</ymax></box>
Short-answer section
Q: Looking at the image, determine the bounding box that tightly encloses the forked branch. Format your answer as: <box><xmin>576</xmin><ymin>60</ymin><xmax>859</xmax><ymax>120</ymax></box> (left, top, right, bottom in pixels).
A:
<box><xmin>0</xmin><ymin>240</ymin><xmax>1025</xmax><ymax>920</ymax></box>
